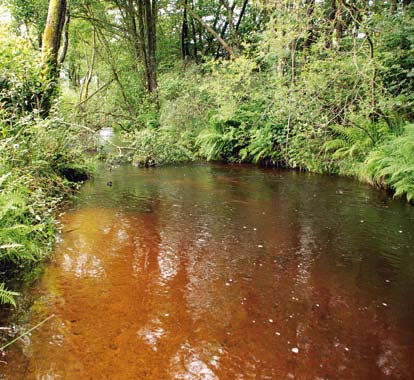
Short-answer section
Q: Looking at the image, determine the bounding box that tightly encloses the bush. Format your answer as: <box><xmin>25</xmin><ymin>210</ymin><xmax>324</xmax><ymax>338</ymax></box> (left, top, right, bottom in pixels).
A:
<box><xmin>125</xmin><ymin>126</ymin><xmax>194</xmax><ymax>166</ymax></box>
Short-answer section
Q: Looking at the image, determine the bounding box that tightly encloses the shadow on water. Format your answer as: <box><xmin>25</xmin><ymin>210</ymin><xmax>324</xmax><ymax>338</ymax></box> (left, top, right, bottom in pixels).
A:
<box><xmin>1</xmin><ymin>161</ymin><xmax>414</xmax><ymax>380</ymax></box>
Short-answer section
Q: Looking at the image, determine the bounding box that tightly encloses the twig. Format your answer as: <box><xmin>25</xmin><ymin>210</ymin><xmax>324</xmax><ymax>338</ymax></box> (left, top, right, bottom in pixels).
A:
<box><xmin>75</xmin><ymin>78</ymin><xmax>115</xmax><ymax>109</ymax></box>
<box><xmin>0</xmin><ymin>314</ymin><xmax>55</xmax><ymax>352</ymax></box>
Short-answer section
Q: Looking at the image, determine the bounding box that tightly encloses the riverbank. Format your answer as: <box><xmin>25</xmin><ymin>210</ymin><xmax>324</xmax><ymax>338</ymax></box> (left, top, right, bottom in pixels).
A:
<box><xmin>0</xmin><ymin>118</ymin><xmax>92</xmax><ymax>308</ymax></box>
<box><xmin>111</xmin><ymin>121</ymin><xmax>414</xmax><ymax>205</ymax></box>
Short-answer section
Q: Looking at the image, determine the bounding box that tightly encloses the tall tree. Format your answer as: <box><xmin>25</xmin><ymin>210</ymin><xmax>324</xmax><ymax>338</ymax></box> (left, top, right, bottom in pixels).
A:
<box><xmin>42</xmin><ymin>0</ymin><xmax>67</xmax><ymax>69</ymax></box>
<box><xmin>41</xmin><ymin>0</ymin><xmax>67</xmax><ymax>115</ymax></box>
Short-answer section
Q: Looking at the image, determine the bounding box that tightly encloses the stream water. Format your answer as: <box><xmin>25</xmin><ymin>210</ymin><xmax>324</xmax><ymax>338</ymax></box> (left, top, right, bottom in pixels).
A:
<box><xmin>1</xmin><ymin>161</ymin><xmax>414</xmax><ymax>380</ymax></box>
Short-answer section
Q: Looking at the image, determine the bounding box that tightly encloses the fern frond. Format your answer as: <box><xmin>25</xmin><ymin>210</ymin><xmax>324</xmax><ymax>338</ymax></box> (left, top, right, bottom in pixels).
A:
<box><xmin>0</xmin><ymin>283</ymin><xmax>18</xmax><ymax>307</ymax></box>
<box><xmin>361</xmin><ymin>124</ymin><xmax>414</xmax><ymax>201</ymax></box>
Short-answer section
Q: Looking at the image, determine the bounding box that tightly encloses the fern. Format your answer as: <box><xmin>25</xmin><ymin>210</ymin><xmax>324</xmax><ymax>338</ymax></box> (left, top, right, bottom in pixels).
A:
<box><xmin>325</xmin><ymin>124</ymin><xmax>375</xmax><ymax>160</ymax></box>
<box><xmin>0</xmin><ymin>283</ymin><xmax>18</xmax><ymax>307</ymax></box>
<box><xmin>244</xmin><ymin>124</ymin><xmax>281</xmax><ymax>164</ymax></box>
<box><xmin>197</xmin><ymin>123</ymin><xmax>247</xmax><ymax>161</ymax></box>
<box><xmin>361</xmin><ymin>124</ymin><xmax>414</xmax><ymax>202</ymax></box>
<box><xmin>197</xmin><ymin>124</ymin><xmax>228</xmax><ymax>160</ymax></box>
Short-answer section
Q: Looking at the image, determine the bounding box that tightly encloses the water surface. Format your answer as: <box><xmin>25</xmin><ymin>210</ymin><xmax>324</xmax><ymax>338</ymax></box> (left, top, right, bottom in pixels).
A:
<box><xmin>2</xmin><ymin>163</ymin><xmax>414</xmax><ymax>379</ymax></box>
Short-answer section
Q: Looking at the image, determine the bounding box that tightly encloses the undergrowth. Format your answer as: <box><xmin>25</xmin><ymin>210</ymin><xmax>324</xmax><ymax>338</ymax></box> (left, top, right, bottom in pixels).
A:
<box><xmin>361</xmin><ymin>125</ymin><xmax>414</xmax><ymax>202</ymax></box>
<box><xmin>0</xmin><ymin>28</ymin><xmax>93</xmax><ymax>306</ymax></box>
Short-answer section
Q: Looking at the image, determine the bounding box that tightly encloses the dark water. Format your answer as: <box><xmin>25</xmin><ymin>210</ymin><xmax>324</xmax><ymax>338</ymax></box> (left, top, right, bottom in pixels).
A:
<box><xmin>1</xmin><ymin>163</ymin><xmax>414</xmax><ymax>380</ymax></box>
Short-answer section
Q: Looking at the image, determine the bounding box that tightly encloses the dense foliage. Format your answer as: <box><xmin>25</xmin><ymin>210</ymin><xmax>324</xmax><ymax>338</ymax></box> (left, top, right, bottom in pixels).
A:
<box><xmin>33</xmin><ymin>0</ymin><xmax>411</xmax><ymax>201</ymax></box>
<box><xmin>0</xmin><ymin>26</ymin><xmax>91</xmax><ymax>306</ymax></box>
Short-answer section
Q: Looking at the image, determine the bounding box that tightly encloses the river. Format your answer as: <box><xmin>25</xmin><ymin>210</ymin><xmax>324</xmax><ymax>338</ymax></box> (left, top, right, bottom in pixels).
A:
<box><xmin>1</xmin><ymin>162</ymin><xmax>414</xmax><ymax>379</ymax></box>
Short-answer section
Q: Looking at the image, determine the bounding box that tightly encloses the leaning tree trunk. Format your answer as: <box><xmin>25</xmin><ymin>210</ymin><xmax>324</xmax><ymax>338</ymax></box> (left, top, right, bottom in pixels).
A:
<box><xmin>41</xmin><ymin>0</ymin><xmax>67</xmax><ymax>115</ymax></box>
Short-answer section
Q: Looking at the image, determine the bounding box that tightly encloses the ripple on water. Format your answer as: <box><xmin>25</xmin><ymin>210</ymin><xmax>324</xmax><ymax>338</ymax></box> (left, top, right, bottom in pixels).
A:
<box><xmin>2</xmin><ymin>163</ymin><xmax>414</xmax><ymax>380</ymax></box>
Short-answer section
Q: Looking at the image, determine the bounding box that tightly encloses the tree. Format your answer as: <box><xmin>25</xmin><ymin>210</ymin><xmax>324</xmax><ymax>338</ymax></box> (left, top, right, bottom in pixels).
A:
<box><xmin>42</xmin><ymin>0</ymin><xmax>67</xmax><ymax>71</ymax></box>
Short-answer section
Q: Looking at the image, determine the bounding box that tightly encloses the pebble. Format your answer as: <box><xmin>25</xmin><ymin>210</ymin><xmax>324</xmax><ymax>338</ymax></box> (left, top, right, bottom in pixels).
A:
<box><xmin>291</xmin><ymin>347</ymin><xmax>299</xmax><ymax>354</ymax></box>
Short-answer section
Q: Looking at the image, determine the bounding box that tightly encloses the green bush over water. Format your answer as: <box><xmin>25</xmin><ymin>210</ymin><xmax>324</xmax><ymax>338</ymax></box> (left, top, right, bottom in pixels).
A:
<box><xmin>126</xmin><ymin>126</ymin><xmax>194</xmax><ymax>166</ymax></box>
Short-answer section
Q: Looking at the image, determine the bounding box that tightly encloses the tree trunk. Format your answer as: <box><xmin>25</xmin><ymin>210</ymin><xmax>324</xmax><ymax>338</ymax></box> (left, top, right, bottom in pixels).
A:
<box><xmin>235</xmin><ymin>0</ymin><xmax>248</xmax><ymax>32</ymax></box>
<box><xmin>190</xmin><ymin>1</ymin><xmax>198</xmax><ymax>61</ymax></box>
<box><xmin>303</xmin><ymin>0</ymin><xmax>315</xmax><ymax>51</ymax></box>
<box><xmin>137</xmin><ymin>0</ymin><xmax>150</xmax><ymax>88</ymax></box>
<box><xmin>42</xmin><ymin>0</ymin><xmax>67</xmax><ymax>71</ymax></box>
<box><xmin>145</xmin><ymin>0</ymin><xmax>158</xmax><ymax>99</ymax></box>
<box><xmin>58</xmin><ymin>8</ymin><xmax>70</xmax><ymax>65</ymax></box>
<box><xmin>41</xmin><ymin>0</ymin><xmax>67</xmax><ymax>115</ymax></box>
<box><xmin>215</xmin><ymin>0</ymin><xmax>236</xmax><ymax>58</ymax></box>
<box><xmin>181</xmin><ymin>0</ymin><xmax>191</xmax><ymax>59</ymax></box>
<box><xmin>181</xmin><ymin>1</ymin><xmax>234</xmax><ymax>57</ymax></box>
<box><xmin>203</xmin><ymin>4</ymin><xmax>222</xmax><ymax>55</ymax></box>
<box><xmin>80</xmin><ymin>26</ymin><xmax>96</xmax><ymax>102</ymax></box>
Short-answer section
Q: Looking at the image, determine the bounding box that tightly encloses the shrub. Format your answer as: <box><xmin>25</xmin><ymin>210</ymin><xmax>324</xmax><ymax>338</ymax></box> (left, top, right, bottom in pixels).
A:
<box><xmin>126</xmin><ymin>126</ymin><xmax>194</xmax><ymax>166</ymax></box>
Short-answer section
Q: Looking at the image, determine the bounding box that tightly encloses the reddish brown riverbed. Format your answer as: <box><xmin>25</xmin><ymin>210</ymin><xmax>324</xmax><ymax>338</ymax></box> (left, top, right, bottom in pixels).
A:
<box><xmin>2</xmin><ymin>164</ymin><xmax>414</xmax><ymax>379</ymax></box>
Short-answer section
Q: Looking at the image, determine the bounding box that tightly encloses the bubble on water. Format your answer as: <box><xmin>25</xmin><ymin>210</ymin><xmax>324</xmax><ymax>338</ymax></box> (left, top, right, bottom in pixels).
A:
<box><xmin>268</xmin><ymin>319</ymin><xmax>273</xmax><ymax>323</ymax></box>
<box><xmin>382</xmin><ymin>302</ymin><xmax>388</xmax><ymax>307</ymax></box>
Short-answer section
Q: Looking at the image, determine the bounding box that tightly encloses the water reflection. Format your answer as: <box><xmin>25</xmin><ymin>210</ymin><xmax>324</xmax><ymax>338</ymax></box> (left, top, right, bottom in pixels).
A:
<box><xmin>170</xmin><ymin>342</ymin><xmax>220</xmax><ymax>380</ymax></box>
<box><xmin>2</xmin><ymin>164</ymin><xmax>414</xmax><ymax>380</ymax></box>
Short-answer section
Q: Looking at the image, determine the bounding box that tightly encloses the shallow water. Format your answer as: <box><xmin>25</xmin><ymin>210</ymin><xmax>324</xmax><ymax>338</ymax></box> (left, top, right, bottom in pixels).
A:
<box><xmin>2</xmin><ymin>163</ymin><xmax>414</xmax><ymax>380</ymax></box>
